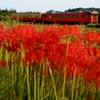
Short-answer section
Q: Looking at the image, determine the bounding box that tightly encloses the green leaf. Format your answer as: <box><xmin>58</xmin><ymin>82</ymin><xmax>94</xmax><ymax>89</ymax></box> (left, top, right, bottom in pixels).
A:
<box><xmin>41</xmin><ymin>93</ymin><xmax>52</xmax><ymax>100</ymax></box>
<box><xmin>59</xmin><ymin>97</ymin><xmax>69</xmax><ymax>100</ymax></box>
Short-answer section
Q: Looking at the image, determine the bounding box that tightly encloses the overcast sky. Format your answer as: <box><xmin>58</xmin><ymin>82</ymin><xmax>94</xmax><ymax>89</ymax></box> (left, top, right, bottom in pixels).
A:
<box><xmin>0</xmin><ymin>0</ymin><xmax>100</xmax><ymax>12</ymax></box>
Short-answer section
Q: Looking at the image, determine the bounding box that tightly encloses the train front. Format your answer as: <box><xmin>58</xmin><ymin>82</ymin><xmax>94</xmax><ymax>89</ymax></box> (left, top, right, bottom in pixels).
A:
<box><xmin>90</xmin><ymin>10</ymin><xmax>98</xmax><ymax>23</ymax></box>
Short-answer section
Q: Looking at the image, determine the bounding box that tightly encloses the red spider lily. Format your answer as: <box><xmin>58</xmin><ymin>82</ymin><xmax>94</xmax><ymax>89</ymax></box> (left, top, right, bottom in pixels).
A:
<box><xmin>1</xmin><ymin>23</ymin><xmax>100</xmax><ymax>89</ymax></box>
<box><xmin>85</xmin><ymin>46</ymin><xmax>100</xmax><ymax>60</ymax></box>
<box><xmin>24</xmin><ymin>25</ymin><xmax>61</xmax><ymax>65</ymax></box>
<box><xmin>84</xmin><ymin>60</ymin><xmax>100</xmax><ymax>87</ymax></box>
<box><xmin>83</xmin><ymin>46</ymin><xmax>100</xmax><ymax>87</ymax></box>
<box><xmin>59</xmin><ymin>24</ymin><xmax>83</xmax><ymax>40</ymax></box>
<box><xmin>3</xmin><ymin>24</ymin><xmax>39</xmax><ymax>52</ymax></box>
<box><xmin>0</xmin><ymin>60</ymin><xmax>6</xmax><ymax>67</ymax></box>
<box><xmin>66</xmin><ymin>40</ymin><xmax>88</xmax><ymax>75</ymax></box>
<box><xmin>83</xmin><ymin>31</ymin><xmax>100</xmax><ymax>46</ymax></box>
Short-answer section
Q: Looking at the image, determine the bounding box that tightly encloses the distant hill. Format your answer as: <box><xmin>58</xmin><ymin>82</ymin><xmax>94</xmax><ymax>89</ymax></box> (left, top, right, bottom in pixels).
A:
<box><xmin>47</xmin><ymin>7</ymin><xmax>100</xmax><ymax>13</ymax></box>
<box><xmin>65</xmin><ymin>7</ymin><xmax>100</xmax><ymax>23</ymax></box>
<box><xmin>65</xmin><ymin>7</ymin><xmax>100</xmax><ymax>12</ymax></box>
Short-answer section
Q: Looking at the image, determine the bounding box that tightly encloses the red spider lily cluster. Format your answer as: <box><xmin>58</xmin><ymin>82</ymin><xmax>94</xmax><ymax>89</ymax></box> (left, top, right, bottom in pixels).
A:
<box><xmin>1</xmin><ymin>23</ymin><xmax>100</xmax><ymax>87</ymax></box>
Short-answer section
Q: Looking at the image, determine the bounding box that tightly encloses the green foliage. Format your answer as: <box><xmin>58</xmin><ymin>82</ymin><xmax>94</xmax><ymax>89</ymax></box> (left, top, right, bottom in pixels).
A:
<box><xmin>59</xmin><ymin>97</ymin><xmax>69</xmax><ymax>100</ymax></box>
<box><xmin>86</xmin><ymin>23</ymin><xmax>100</xmax><ymax>28</ymax></box>
<box><xmin>0</xmin><ymin>8</ymin><xmax>16</xmax><ymax>22</ymax></box>
<box><xmin>65</xmin><ymin>7</ymin><xmax>100</xmax><ymax>12</ymax></box>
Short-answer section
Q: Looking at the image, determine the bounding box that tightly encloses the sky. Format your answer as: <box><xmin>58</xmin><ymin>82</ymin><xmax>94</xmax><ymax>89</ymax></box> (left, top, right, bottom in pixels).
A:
<box><xmin>0</xmin><ymin>0</ymin><xmax>100</xmax><ymax>13</ymax></box>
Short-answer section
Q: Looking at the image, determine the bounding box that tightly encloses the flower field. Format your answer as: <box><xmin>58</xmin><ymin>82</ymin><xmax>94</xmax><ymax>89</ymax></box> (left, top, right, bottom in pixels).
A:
<box><xmin>0</xmin><ymin>23</ymin><xmax>100</xmax><ymax>100</ymax></box>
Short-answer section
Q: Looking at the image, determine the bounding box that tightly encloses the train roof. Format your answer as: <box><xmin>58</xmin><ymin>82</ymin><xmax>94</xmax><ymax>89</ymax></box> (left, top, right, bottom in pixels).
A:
<box><xmin>44</xmin><ymin>10</ymin><xmax>98</xmax><ymax>14</ymax></box>
<box><xmin>11</xmin><ymin>10</ymin><xmax>98</xmax><ymax>15</ymax></box>
<box><xmin>14</xmin><ymin>12</ymin><xmax>42</xmax><ymax>14</ymax></box>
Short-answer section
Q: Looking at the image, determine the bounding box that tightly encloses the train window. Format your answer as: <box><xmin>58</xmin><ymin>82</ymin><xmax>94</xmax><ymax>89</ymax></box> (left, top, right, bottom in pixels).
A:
<box><xmin>70</xmin><ymin>15</ymin><xmax>73</xmax><ymax>18</ymax></box>
<box><xmin>42</xmin><ymin>15</ymin><xmax>46</xmax><ymax>17</ymax></box>
<box><xmin>39</xmin><ymin>15</ymin><xmax>41</xmax><ymax>18</ymax></box>
<box><xmin>60</xmin><ymin>15</ymin><xmax>62</xmax><ymax>18</ymax></box>
<box><xmin>69</xmin><ymin>15</ymin><xmax>71</xmax><ymax>18</ymax></box>
<box><xmin>28</xmin><ymin>15</ymin><xmax>30</xmax><ymax>18</ymax></box>
<box><xmin>62</xmin><ymin>15</ymin><xmax>65</xmax><ymax>18</ymax></box>
<box><xmin>86</xmin><ymin>15</ymin><xmax>89</xmax><ymax>18</ymax></box>
<box><xmin>76</xmin><ymin>15</ymin><xmax>78</xmax><ymax>18</ymax></box>
<box><xmin>66</xmin><ymin>16</ymin><xmax>68</xmax><ymax>18</ymax></box>
<box><xmin>74</xmin><ymin>15</ymin><xmax>77</xmax><ymax>18</ymax></box>
<box><xmin>32</xmin><ymin>15</ymin><xmax>33</xmax><ymax>18</ymax></box>
<box><xmin>61</xmin><ymin>15</ymin><xmax>63</xmax><ymax>18</ymax></box>
<box><xmin>20</xmin><ymin>15</ymin><xmax>22</xmax><ymax>18</ymax></box>
<box><xmin>37</xmin><ymin>15</ymin><xmax>39</xmax><ymax>18</ymax></box>
<box><xmin>49</xmin><ymin>16</ymin><xmax>51</xmax><ymax>18</ymax></box>
<box><xmin>47</xmin><ymin>15</ymin><xmax>50</xmax><ymax>18</ymax></box>
<box><xmin>58</xmin><ymin>15</ymin><xmax>59</xmax><ymax>18</ymax></box>
<box><xmin>27</xmin><ymin>15</ymin><xmax>29</xmax><ymax>18</ymax></box>
<box><xmin>31</xmin><ymin>15</ymin><xmax>33</xmax><ymax>18</ymax></box>
<box><xmin>38</xmin><ymin>15</ymin><xmax>40</xmax><ymax>18</ymax></box>
<box><xmin>53</xmin><ymin>15</ymin><xmax>55</xmax><ymax>18</ymax></box>
<box><xmin>64</xmin><ymin>15</ymin><xmax>66</xmax><ymax>18</ymax></box>
<box><xmin>56</xmin><ymin>15</ymin><xmax>58</xmax><ymax>18</ymax></box>
<box><xmin>45</xmin><ymin>15</ymin><xmax>47</xmax><ymax>18</ymax></box>
<box><xmin>36</xmin><ymin>15</ymin><xmax>38</xmax><ymax>18</ymax></box>
<box><xmin>52</xmin><ymin>15</ymin><xmax>54</xmax><ymax>18</ymax></box>
<box><xmin>26</xmin><ymin>15</ymin><xmax>28</xmax><ymax>18</ymax></box>
<box><xmin>82</xmin><ymin>15</ymin><xmax>84</xmax><ymax>18</ymax></box>
<box><xmin>73</xmin><ymin>15</ymin><xmax>75</xmax><ymax>18</ymax></box>
<box><xmin>63</xmin><ymin>15</ymin><xmax>65</xmax><ymax>18</ymax></box>
<box><xmin>65</xmin><ymin>15</ymin><xmax>68</xmax><ymax>18</ymax></box>
<box><xmin>32</xmin><ymin>15</ymin><xmax>34</xmax><ymax>18</ymax></box>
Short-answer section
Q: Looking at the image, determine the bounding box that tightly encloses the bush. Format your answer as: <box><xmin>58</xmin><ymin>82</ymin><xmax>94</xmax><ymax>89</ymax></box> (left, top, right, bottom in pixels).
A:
<box><xmin>86</xmin><ymin>23</ymin><xmax>100</xmax><ymax>28</ymax></box>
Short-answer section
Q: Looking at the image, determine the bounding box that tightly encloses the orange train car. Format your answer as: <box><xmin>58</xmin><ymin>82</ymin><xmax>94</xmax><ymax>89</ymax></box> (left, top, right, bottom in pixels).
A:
<box><xmin>11</xmin><ymin>12</ymin><xmax>42</xmax><ymax>22</ymax></box>
<box><xmin>10</xmin><ymin>10</ymin><xmax>98</xmax><ymax>24</ymax></box>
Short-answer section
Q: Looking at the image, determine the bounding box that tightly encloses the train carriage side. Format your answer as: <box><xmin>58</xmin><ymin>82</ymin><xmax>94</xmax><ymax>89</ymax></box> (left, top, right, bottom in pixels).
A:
<box><xmin>79</xmin><ymin>12</ymin><xmax>91</xmax><ymax>23</ymax></box>
<box><xmin>42</xmin><ymin>12</ymin><xmax>87</xmax><ymax>24</ymax></box>
<box><xmin>10</xmin><ymin>12</ymin><xmax>42</xmax><ymax>22</ymax></box>
<box><xmin>41</xmin><ymin>13</ymin><xmax>56</xmax><ymax>23</ymax></box>
<box><xmin>42</xmin><ymin>12</ymin><xmax>85</xmax><ymax>24</ymax></box>
<box><xmin>10</xmin><ymin>13</ymin><xmax>19</xmax><ymax>21</ymax></box>
<box><xmin>42</xmin><ymin>11</ymin><xmax>98</xmax><ymax>24</ymax></box>
<box><xmin>19</xmin><ymin>13</ymin><xmax>42</xmax><ymax>22</ymax></box>
<box><xmin>80</xmin><ymin>11</ymin><xmax>98</xmax><ymax>23</ymax></box>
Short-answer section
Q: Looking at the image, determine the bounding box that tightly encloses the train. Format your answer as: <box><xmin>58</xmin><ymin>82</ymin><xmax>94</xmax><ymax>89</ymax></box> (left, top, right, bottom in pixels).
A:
<box><xmin>10</xmin><ymin>10</ymin><xmax>98</xmax><ymax>24</ymax></box>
